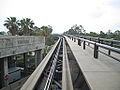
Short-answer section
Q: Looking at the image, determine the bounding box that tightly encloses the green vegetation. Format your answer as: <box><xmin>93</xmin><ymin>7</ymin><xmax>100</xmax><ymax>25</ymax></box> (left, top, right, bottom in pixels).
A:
<box><xmin>3</xmin><ymin>17</ymin><xmax>58</xmax><ymax>44</ymax></box>
<box><xmin>3</xmin><ymin>17</ymin><xmax>35</xmax><ymax>36</ymax></box>
<box><xmin>4</xmin><ymin>17</ymin><xmax>19</xmax><ymax>36</ymax></box>
<box><xmin>43</xmin><ymin>34</ymin><xmax>59</xmax><ymax>57</ymax></box>
<box><xmin>64</xmin><ymin>24</ymin><xmax>86</xmax><ymax>35</ymax></box>
<box><xmin>85</xmin><ymin>30</ymin><xmax>120</xmax><ymax>40</ymax></box>
<box><xmin>3</xmin><ymin>17</ymin><xmax>53</xmax><ymax>38</ymax></box>
<box><xmin>64</xmin><ymin>24</ymin><xmax>120</xmax><ymax>40</ymax></box>
<box><xmin>0</xmin><ymin>31</ymin><xmax>6</xmax><ymax>35</ymax></box>
<box><xmin>19</xmin><ymin>18</ymin><xmax>34</xmax><ymax>36</ymax></box>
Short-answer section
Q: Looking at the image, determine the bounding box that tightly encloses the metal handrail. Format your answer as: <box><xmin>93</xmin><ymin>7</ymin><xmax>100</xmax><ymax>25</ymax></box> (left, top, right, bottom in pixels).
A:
<box><xmin>96</xmin><ymin>43</ymin><xmax>120</xmax><ymax>54</ymax></box>
<box><xmin>67</xmin><ymin>35</ymin><xmax>120</xmax><ymax>62</ymax></box>
<box><xmin>67</xmin><ymin>34</ymin><xmax>120</xmax><ymax>47</ymax></box>
<box><xmin>78</xmin><ymin>35</ymin><xmax>120</xmax><ymax>43</ymax></box>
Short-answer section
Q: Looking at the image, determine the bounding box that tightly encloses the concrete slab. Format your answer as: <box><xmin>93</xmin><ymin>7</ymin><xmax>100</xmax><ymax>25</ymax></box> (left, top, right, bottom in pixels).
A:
<box><xmin>85</xmin><ymin>72</ymin><xmax>120</xmax><ymax>90</ymax></box>
<box><xmin>65</xmin><ymin>36</ymin><xmax>120</xmax><ymax>90</ymax></box>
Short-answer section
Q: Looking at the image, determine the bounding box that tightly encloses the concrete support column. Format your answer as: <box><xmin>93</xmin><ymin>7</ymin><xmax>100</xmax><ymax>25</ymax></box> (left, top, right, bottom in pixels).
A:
<box><xmin>35</xmin><ymin>49</ymin><xmax>42</xmax><ymax>67</ymax></box>
<box><xmin>23</xmin><ymin>53</ymin><xmax>28</xmax><ymax>75</ymax></box>
<box><xmin>0</xmin><ymin>59</ymin><xmax>4</xmax><ymax>88</ymax></box>
<box><xmin>3</xmin><ymin>57</ymin><xmax>9</xmax><ymax>86</ymax></box>
<box><xmin>8</xmin><ymin>56</ymin><xmax>16</xmax><ymax>68</ymax></box>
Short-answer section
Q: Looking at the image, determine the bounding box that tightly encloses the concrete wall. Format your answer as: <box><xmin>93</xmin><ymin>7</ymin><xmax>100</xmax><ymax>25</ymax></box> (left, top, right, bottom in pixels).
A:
<box><xmin>0</xmin><ymin>36</ymin><xmax>45</xmax><ymax>58</ymax></box>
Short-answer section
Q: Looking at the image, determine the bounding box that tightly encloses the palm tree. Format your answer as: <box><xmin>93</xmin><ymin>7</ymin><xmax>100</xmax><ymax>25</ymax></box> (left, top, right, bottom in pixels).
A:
<box><xmin>20</xmin><ymin>18</ymin><xmax>34</xmax><ymax>36</ymax></box>
<box><xmin>4</xmin><ymin>17</ymin><xmax>19</xmax><ymax>36</ymax></box>
<box><xmin>41</xmin><ymin>25</ymin><xmax>53</xmax><ymax>38</ymax></box>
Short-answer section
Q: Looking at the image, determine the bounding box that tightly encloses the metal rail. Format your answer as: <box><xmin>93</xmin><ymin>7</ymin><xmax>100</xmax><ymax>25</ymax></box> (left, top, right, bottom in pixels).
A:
<box><xmin>20</xmin><ymin>37</ymin><xmax>77</xmax><ymax>90</ymax></box>
<box><xmin>62</xmin><ymin>38</ymin><xmax>74</xmax><ymax>90</ymax></box>
<box><xmin>67</xmin><ymin>35</ymin><xmax>120</xmax><ymax>62</ymax></box>
<box><xmin>68</xmin><ymin>34</ymin><xmax>120</xmax><ymax>47</ymax></box>
<box><xmin>43</xmin><ymin>39</ymin><xmax>62</xmax><ymax>90</ymax></box>
<box><xmin>79</xmin><ymin>35</ymin><xmax>120</xmax><ymax>43</ymax></box>
<box><xmin>20</xmin><ymin>38</ymin><xmax>61</xmax><ymax>90</ymax></box>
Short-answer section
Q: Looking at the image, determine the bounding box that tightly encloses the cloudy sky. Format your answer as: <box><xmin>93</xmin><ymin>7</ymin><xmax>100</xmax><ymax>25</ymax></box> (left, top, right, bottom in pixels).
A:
<box><xmin>0</xmin><ymin>0</ymin><xmax>120</xmax><ymax>33</ymax></box>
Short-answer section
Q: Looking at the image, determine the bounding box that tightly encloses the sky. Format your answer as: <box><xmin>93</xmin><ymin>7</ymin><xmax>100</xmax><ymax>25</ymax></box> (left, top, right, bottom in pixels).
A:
<box><xmin>0</xmin><ymin>0</ymin><xmax>120</xmax><ymax>34</ymax></box>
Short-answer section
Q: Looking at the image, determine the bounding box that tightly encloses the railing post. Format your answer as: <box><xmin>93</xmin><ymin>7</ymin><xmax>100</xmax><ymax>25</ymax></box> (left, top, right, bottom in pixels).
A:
<box><xmin>101</xmin><ymin>40</ymin><xmax>103</xmax><ymax>44</ymax></box>
<box><xmin>72</xmin><ymin>37</ymin><xmax>73</xmax><ymax>41</ymax></box>
<box><xmin>98</xmin><ymin>38</ymin><xmax>100</xmax><ymax>43</ymax></box>
<box><xmin>78</xmin><ymin>39</ymin><xmax>81</xmax><ymax>46</ymax></box>
<box><xmin>83</xmin><ymin>41</ymin><xmax>85</xmax><ymax>49</ymax></box>
<box><xmin>108</xmin><ymin>42</ymin><xmax>113</xmax><ymax>55</ymax></box>
<box><xmin>94</xmin><ymin>43</ymin><xmax>98</xmax><ymax>58</ymax></box>
<box><xmin>90</xmin><ymin>38</ymin><xmax>91</xmax><ymax>41</ymax></box>
<box><xmin>74</xmin><ymin>38</ymin><xmax>76</xmax><ymax>42</ymax></box>
<box><xmin>23</xmin><ymin>53</ymin><xmax>28</xmax><ymax>76</ymax></box>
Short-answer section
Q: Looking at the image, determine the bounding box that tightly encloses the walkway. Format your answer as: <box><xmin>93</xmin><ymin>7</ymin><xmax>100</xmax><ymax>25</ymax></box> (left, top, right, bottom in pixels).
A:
<box><xmin>65</xmin><ymin>36</ymin><xmax>120</xmax><ymax>90</ymax></box>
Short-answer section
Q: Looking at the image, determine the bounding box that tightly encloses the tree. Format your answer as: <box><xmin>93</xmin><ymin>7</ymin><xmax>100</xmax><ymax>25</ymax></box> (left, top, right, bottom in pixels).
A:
<box><xmin>0</xmin><ymin>31</ymin><xmax>6</xmax><ymax>35</ymax></box>
<box><xmin>106</xmin><ymin>30</ymin><xmax>113</xmax><ymax>35</ymax></box>
<box><xmin>31</xmin><ymin>26</ymin><xmax>42</xmax><ymax>36</ymax></box>
<box><xmin>85</xmin><ymin>32</ymin><xmax>99</xmax><ymax>37</ymax></box>
<box><xmin>19</xmin><ymin>18</ymin><xmax>34</xmax><ymax>36</ymax></box>
<box><xmin>4</xmin><ymin>17</ymin><xmax>19</xmax><ymax>36</ymax></box>
<box><xmin>113</xmin><ymin>30</ymin><xmax>120</xmax><ymax>40</ymax></box>
<box><xmin>40</xmin><ymin>25</ymin><xmax>53</xmax><ymax>38</ymax></box>
<box><xmin>114</xmin><ymin>30</ymin><xmax>120</xmax><ymax>35</ymax></box>
<box><xmin>99</xmin><ymin>31</ymin><xmax>106</xmax><ymax>38</ymax></box>
<box><xmin>72</xmin><ymin>24</ymin><xmax>85</xmax><ymax>35</ymax></box>
<box><xmin>63</xmin><ymin>24</ymin><xmax>85</xmax><ymax>35</ymax></box>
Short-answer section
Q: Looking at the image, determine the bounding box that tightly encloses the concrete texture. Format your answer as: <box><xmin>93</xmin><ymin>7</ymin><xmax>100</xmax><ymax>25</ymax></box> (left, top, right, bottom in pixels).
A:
<box><xmin>0</xmin><ymin>36</ymin><xmax>45</xmax><ymax>58</ymax></box>
<box><xmin>65</xmin><ymin>36</ymin><xmax>120</xmax><ymax>90</ymax></box>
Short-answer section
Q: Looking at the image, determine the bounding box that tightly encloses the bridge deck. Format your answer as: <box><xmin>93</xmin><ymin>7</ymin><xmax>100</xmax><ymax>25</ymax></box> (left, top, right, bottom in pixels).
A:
<box><xmin>65</xmin><ymin>36</ymin><xmax>120</xmax><ymax>90</ymax></box>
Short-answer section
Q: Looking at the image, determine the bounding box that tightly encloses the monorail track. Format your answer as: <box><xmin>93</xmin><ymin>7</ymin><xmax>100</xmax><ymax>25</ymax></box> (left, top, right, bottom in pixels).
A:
<box><xmin>20</xmin><ymin>37</ymin><xmax>90</xmax><ymax>90</ymax></box>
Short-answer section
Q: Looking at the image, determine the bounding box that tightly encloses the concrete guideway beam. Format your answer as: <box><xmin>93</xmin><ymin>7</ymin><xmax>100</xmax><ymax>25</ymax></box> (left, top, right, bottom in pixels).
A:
<box><xmin>62</xmin><ymin>38</ymin><xmax>74</xmax><ymax>90</ymax></box>
<box><xmin>0</xmin><ymin>36</ymin><xmax>45</xmax><ymax>58</ymax></box>
<box><xmin>20</xmin><ymin>39</ymin><xmax>61</xmax><ymax>90</ymax></box>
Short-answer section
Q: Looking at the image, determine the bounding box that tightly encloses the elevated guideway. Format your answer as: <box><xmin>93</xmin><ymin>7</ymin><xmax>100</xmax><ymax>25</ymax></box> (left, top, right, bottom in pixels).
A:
<box><xmin>18</xmin><ymin>35</ymin><xmax>120</xmax><ymax>90</ymax></box>
<box><xmin>20</xmin><ymin>37</ymin><xmax>75</xmax><ymax>90</ymax></box>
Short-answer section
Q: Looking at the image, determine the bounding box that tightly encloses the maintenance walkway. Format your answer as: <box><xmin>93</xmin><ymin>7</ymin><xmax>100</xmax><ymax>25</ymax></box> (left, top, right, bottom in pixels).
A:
<box><xmin>65</xmin><ymin>36</ymin><xmax>120</xmax><ymax>90</ymax></box>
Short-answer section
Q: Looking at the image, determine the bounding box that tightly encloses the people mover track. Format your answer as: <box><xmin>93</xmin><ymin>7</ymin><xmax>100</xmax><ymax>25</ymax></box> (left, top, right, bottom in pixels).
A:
<box><xmin>21</xmin><ymin>37</ymin><xmax>90</xmax><ymax>90</ymax></box>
